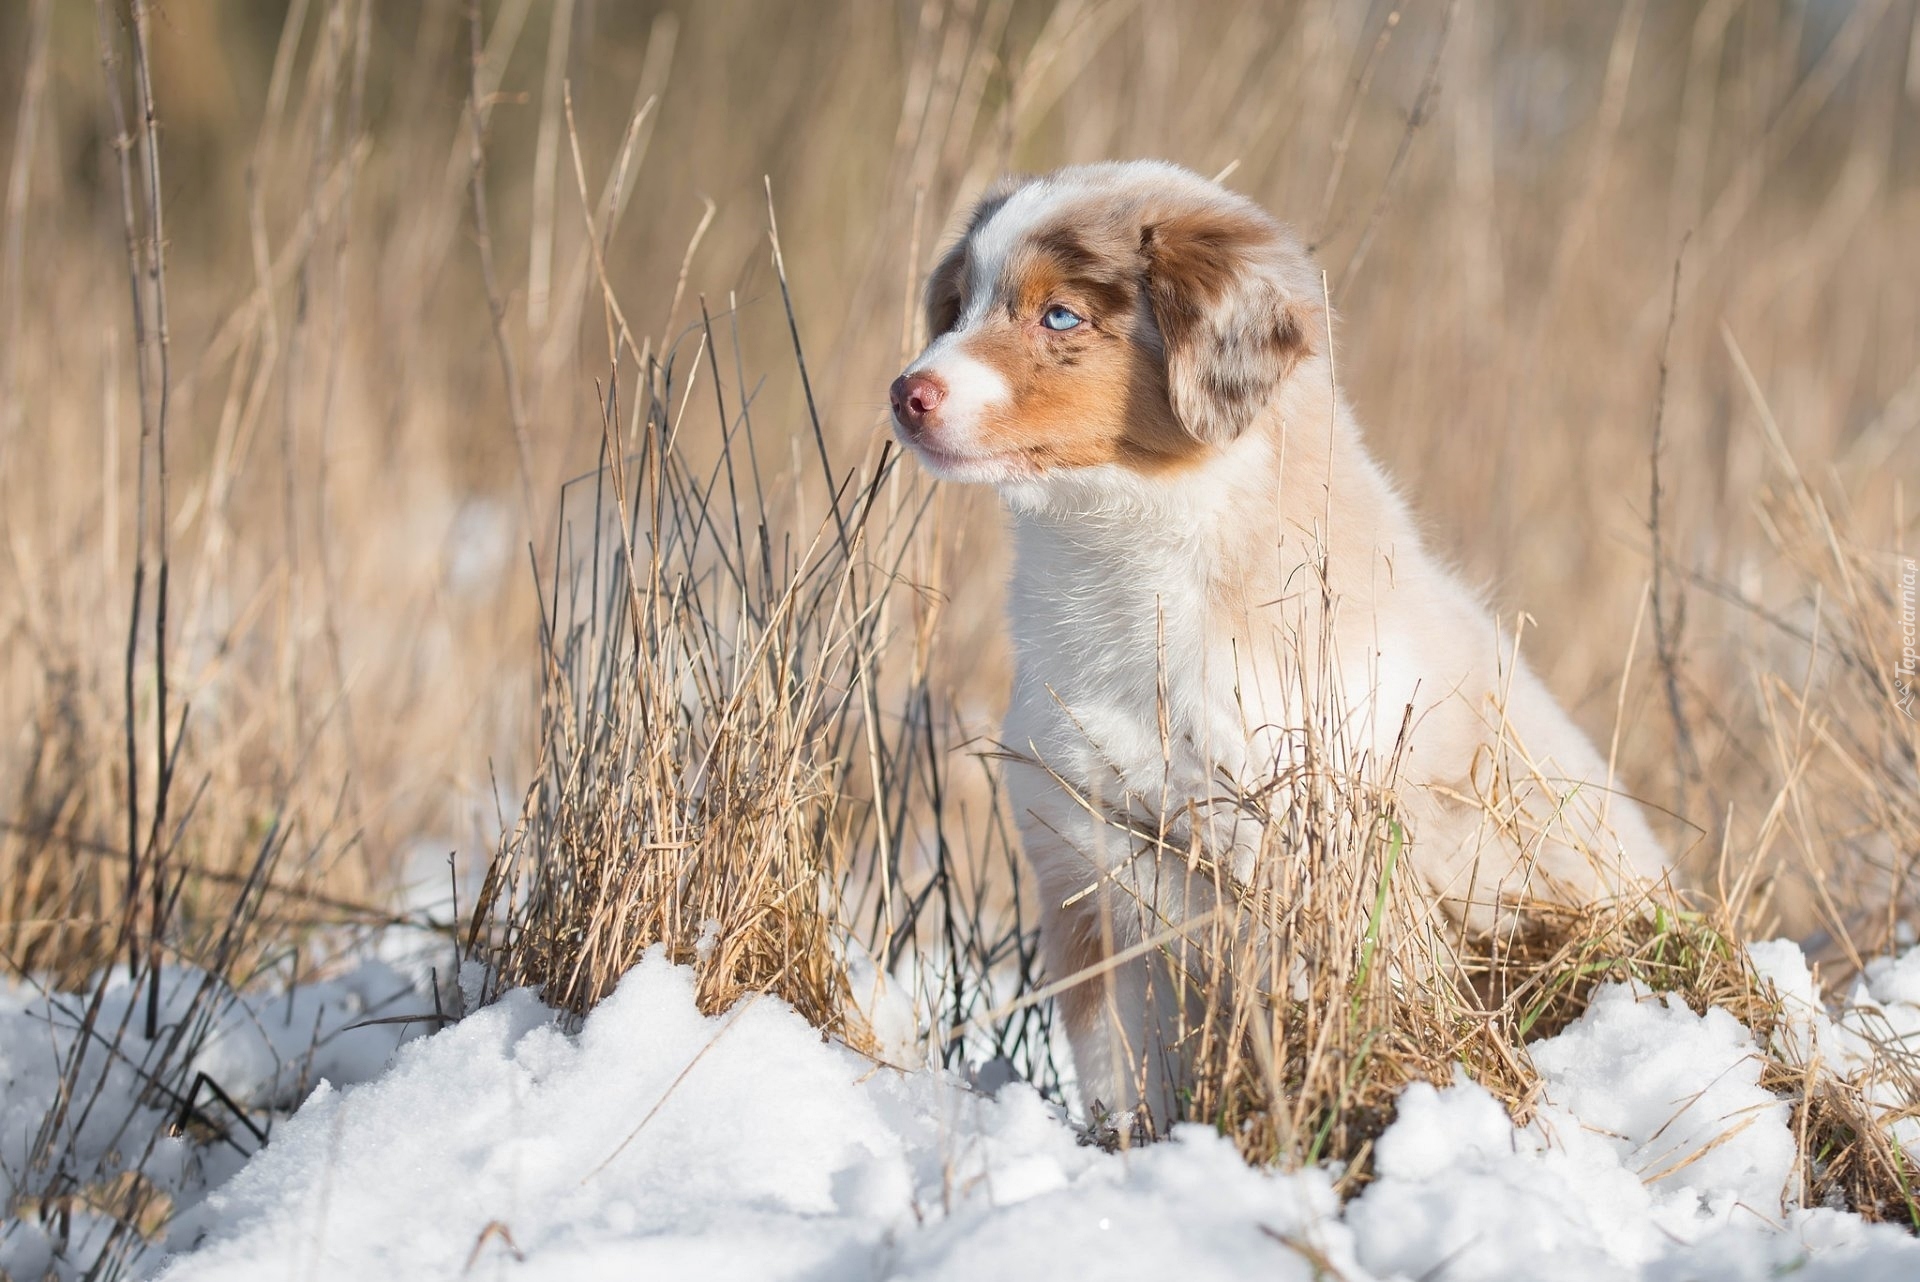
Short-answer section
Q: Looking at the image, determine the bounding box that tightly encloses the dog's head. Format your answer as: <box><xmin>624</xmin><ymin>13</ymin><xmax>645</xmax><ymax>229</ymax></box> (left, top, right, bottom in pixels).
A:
<box><xmin>889</xmin><ymin>161</ymin><xmax>1321</xmax><ymax>487</ymax></box>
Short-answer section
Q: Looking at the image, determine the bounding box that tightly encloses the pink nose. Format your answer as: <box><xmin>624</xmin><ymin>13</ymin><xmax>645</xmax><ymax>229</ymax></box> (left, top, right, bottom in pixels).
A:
<box><xmin>889</xmin><ymin>372</ymin><xmax>946</xmax><ymax>433</ymax></box>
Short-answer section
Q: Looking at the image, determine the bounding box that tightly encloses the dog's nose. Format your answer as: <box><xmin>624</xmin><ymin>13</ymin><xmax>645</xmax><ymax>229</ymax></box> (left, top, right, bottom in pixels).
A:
<box><xmin>889</xmin><ymin>372</ymin><xmax>946</xmax><ymax>432</ymax></box>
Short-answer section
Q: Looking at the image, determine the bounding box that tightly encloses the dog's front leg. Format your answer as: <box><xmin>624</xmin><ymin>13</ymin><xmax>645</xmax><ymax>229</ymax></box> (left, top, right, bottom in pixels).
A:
<box><xmin>1047</xmin><ymin>890</ymin><xmax>1187</xmax><ymax>1137</ymax></box>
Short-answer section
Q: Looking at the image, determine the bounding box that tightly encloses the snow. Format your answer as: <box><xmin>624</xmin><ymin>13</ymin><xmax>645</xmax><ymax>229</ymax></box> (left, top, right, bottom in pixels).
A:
<box><xmin>0</xmin><ymin>961</ymin><xmax>425</xmax><ymax>1279</ymax></box>
<box><xmin>1752</xmin><ymin>937</ymin><xmax>1920</xmax><ymax>1153</ymax></box>
<box><xmin>1529</xmin><ymin>984</ymin><xmax>1796</xmax><ymax>1213</ymax></box>
<box><xmin>155</xmin><ymin>956</ymin><xmax>1372</xmax><ymax>1282</ymax></box>
<box><xmin>6</xmin><ymin>941</ymin><xmax>1918</xmax><ymax>1279</ymax></box>
<box><xmin>1350</xmin><ymin>950</ymin><xmax>1920</xmax><ymax>1282</ymax></box>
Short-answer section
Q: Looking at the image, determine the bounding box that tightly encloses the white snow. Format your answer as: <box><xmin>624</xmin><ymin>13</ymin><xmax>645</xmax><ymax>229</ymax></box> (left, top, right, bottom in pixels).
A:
<box><xmin>1529</xmin><ymin>984</ymin><xmax>1796</xmax><ymax>1213</ymax></box>
<box><xmin>73</xmin><ymin>943</ymin><xmax>1907</xmax><ymax>1282</ymax></box>
<box><xmin>5</xmin><ymin>940</ymin><xmax>1917</xmax><ymax>1279</ymax></box>
<box><xmin>1346</xmin><ymin>980</ymin><xmax>1889</xmax><ymax>1282</ymax></box>
<box><xmin>0</xmin><ymin>961</ymin><xmax>425</xmax><ymax>1279</ymax></box>
<box><xmin>1751</xmin><ymin>937</ymin><xmax>1920</xmax><ymax>1160</ymax></box>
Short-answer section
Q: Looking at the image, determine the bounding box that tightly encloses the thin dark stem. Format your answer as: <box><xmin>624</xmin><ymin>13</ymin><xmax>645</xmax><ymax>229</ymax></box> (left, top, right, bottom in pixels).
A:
<box><xmin>126</xmin><ymin>0</ymin><xmax>178</xmax><ymax>1043</ymax></box>
<box><xmin>96</xmin><ymin>0</ymin><xmax>151</xmax><ymax>988</ymax></box>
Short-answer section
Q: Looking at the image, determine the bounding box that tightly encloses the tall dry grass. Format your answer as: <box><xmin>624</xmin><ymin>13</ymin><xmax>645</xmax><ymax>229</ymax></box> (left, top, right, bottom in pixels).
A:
<box><xmin>1</xmin><ymin>0</ymin><xmax>1917</xmax><ymax>1264</ymax></box>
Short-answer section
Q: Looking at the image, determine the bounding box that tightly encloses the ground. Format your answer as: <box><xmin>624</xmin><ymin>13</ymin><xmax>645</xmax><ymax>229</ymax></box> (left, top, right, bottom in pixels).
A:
<box><xmin>5</xmin><ymin>938</ymin><xmax>1918</xmax><ymax>1281</ymax></box>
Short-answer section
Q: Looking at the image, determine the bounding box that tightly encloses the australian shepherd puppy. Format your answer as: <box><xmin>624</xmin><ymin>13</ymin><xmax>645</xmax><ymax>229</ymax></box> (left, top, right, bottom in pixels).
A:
<box><xmin>888</xmin><ymin>161</ymin><xmax>1667</xmax><ymax>1129</ymax></box>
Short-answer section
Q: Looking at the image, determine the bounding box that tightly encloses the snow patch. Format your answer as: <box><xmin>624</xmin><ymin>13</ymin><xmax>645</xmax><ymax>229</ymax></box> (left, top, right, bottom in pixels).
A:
<box><xmin>1529</xmin><ymin>983</ymin><xmax>1795</xmax><ymax>1219</ymax></box>
<box><xmin>137</xmin><ymin>946</ymin><xmax>1920</xmax><ymax>1281</ymax></box>
<box><xmin>0</xmin><ymin>962</ymin><xmax>423</xmax><ymax>1280</ymax></box>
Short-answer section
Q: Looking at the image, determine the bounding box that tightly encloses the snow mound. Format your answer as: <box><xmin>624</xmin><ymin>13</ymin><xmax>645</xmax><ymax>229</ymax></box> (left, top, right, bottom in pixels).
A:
<box><xmin>1529</xmin><ymin>983</ymin><xmax>1795</xmax><ymax>1214</ymax></box>
<box><xmin>149</xmin><ymin>948</ymin><xmax>1920</xmax><ymax>1281</ymax></box>
<box><xmin>163</xmin><ymin>956</ymin><xmax>1367</xmax><ymax>1281</ymax></box>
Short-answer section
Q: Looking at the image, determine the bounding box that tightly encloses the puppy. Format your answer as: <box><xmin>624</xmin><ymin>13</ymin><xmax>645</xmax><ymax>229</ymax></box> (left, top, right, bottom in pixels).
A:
<box><xmin>888</xmin><ymin>161</ymin><xmax>1667</xmax><ymax>1129</ymax></box>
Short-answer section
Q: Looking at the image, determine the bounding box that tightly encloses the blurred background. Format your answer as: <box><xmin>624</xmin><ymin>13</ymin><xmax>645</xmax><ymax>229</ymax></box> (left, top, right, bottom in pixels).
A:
<box><xmin>2</xmin><ymin>0</ymin><xmax>1916</xmax><ymax>984</ymax></box>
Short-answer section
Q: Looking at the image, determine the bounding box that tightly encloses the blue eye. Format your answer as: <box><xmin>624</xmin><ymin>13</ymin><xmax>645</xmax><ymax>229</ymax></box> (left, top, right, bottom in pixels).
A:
<box><xmin>1041</xmin><ymin>304</ymin><xmax>1083</xmax><ymax>331</ymax></box>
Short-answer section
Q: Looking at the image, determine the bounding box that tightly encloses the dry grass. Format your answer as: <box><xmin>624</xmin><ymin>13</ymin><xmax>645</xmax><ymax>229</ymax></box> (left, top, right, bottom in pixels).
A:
<box><xmin>2</xmin><ymin>0</ymin><xmax>1918</xmax><ymax>1266</ymax></box>
<box><xmin>466</xmin><ymin>302</ymin><xmax>898</xmax><ymax>1039</ymax></box>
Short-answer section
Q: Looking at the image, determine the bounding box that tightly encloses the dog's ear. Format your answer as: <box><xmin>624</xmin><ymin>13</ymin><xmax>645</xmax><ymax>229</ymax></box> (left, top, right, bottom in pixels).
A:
<box><xmin>923</xmin><ymin>178</ymin><xmax>1025</xmax><ymax>341</ymax></box>
<box><xmin>923</xmin><ymin>239</ymin><xmax>969</xmax><ymax>340</ymax></box>
<box><xmin>1140</xmin><ymin>206</ymin><xmax>1317</xmax><ymax>444</ymax></box>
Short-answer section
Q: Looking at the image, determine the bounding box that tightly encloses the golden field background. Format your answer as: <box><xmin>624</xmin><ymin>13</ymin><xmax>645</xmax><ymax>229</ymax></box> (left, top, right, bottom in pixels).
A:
<box><xmin>2</xmin><ymin>0</ymin><xmax>1917</xmax><ymax>988</ymax></box>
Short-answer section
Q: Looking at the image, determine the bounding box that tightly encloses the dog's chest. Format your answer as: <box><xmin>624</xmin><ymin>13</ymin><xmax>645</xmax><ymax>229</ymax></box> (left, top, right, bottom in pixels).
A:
<box><xmin>1001</xmin><ymin>519</ymin><xmax>1263</xmax><ymax>833</ymax></box>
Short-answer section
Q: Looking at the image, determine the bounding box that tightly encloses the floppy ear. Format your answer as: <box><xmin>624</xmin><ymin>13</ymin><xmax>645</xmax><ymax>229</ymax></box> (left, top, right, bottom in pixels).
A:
<box><xmin>1140</xmin><ymin>206</ymin><xmax>1317</xmax><ymax>444</ymax></box>
<box><xmin>923</xmin><ymin>178</ymin><xmax>1025</xmax><ymax>341</ymax></box>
